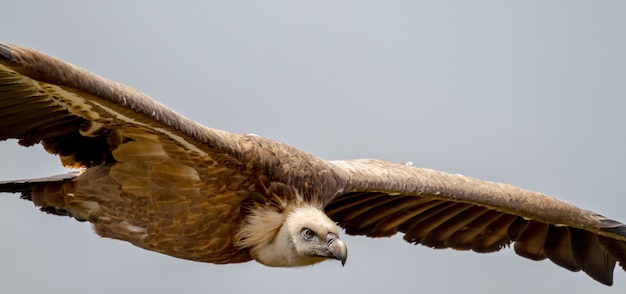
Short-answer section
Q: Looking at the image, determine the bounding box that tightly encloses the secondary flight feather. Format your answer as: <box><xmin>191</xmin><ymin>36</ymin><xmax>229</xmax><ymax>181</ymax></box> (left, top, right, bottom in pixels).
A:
<box><xmin>1</xmin><ymin>43</ymin><xmax>625</xmax><ymax>286</ymax></box>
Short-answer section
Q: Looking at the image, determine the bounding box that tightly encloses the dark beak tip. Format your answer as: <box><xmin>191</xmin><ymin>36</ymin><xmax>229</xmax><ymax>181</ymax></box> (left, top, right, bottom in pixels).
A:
<box><xmin>326</xmin><ymin>234</ymin><xmax>347</xmax><ymax>266</ymax></box>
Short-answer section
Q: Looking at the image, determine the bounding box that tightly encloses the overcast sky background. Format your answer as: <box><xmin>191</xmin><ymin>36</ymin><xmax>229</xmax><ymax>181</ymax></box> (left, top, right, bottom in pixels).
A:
<box><xmin>1</xmin><ymin>1</ymin><xmax>626</xmax><ymax>293</ymax></box>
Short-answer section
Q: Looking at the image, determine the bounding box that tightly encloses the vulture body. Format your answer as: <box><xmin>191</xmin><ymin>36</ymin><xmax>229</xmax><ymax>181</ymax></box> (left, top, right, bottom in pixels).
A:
<box><xmin>1</xmin><ymin>43</ymin><xmax>625</xmax><ymax>286</ymax></box>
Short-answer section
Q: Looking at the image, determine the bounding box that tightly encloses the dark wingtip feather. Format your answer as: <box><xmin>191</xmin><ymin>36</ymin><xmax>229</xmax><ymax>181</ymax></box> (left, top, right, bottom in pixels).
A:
<box><xmin>0</xmin><ymin>172</ymin><xmax>80</xmax><ymax>193</ymax></box>
<box><xmin>601</xmin><ymin>224</ymin><xmax>626</xmax><ymax>239</ymax></box>
<box><xmin>0</xmin><ymin>43</ymin><xmax>11</xmax><ymax>60</ymax></box>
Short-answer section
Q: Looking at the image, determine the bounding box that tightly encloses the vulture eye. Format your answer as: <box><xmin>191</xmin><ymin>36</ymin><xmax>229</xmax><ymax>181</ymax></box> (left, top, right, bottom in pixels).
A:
<box><xmin>301</xmin><ymin>228</ymin><xmax>315</xmax><ymax>240</ymax></box>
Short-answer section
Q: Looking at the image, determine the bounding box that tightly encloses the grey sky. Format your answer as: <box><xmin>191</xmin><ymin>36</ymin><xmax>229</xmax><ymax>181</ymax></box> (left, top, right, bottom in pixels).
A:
<box><xmin>1</xmin><ymin>1</ymin><xmax>625</xmax><ymax>293</ymax></box>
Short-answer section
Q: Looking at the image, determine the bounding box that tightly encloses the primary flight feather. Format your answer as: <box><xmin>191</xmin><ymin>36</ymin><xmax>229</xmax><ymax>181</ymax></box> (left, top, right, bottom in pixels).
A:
<box><xmin>1</xmin><ymin>43</ymin><xmax>625</xmax><ymax>286</ymax></box>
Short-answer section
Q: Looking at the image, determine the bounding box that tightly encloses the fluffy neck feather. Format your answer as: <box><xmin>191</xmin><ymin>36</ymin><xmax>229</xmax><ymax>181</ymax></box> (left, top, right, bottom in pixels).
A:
<box><xmin>236</xmin><ymin>205</ymin><xmax>331</xmax><ymax>267</ymax></box>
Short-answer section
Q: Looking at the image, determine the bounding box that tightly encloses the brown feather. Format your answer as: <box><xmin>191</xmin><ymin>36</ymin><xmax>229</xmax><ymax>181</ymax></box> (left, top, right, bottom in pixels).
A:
<box><xmin>543</xmin><ymin>226</ymin><xmax>579</xmax><ymax>272</ymax></box>
<box><xmin>513</xmin><ymin>221</ymin><xmax>549</xmax><ymax>260</ymax></box>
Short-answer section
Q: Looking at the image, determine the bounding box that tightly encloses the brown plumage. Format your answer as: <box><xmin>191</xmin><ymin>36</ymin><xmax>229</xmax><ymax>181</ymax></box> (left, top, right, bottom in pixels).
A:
<box><xmin>1</xmin><ymin>43</ymin><xmax>625</xmax><ymax>285</ymax></box>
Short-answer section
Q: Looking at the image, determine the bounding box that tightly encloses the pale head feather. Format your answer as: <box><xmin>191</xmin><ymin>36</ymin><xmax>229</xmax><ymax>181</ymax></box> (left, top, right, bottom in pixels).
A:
<box><xmin>235</xmin><ymin>205</ymin><xmax>340</xmax><ymax>267</ymax></box>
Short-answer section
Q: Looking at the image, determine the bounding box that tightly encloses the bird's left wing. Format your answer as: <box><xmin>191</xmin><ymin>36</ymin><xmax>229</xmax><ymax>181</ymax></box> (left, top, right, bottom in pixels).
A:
<box><xmin>325</xmin><ymin>159</ymin><xmax>626</xmax><ymax>285</ymax></box>
<box><xmin>0</xmin><ymin>42</ymin><xmax>251</xmax><ymax>165</ymax></box>
<box><xmin>0</xmin><ymin>43</ymin><xmax>271</xmax><ymax>263</ymax></box>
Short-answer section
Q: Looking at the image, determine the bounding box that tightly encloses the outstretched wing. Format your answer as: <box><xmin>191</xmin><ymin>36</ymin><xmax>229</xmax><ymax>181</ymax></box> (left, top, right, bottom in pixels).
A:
<box><xmin>325</xmin><ymin>159</ymin><xmax>626</xmax><ymax>285</ymax></box>
<box><xmin>0</xmin><ymin>43</ymin><xmax>271</xmax><ymax>263</ymax></box>
<box><xmin>0</xmin><ymin>43</ymin><xmax>248</xmax><ymax>164</ymax></box>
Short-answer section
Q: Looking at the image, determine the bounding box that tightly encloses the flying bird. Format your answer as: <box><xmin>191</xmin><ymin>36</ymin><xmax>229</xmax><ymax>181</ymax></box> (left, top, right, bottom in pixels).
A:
<box><xmin>1</xmin><ymin>43</ymin><xmax>625</xmax><ymax>286</ymax></box>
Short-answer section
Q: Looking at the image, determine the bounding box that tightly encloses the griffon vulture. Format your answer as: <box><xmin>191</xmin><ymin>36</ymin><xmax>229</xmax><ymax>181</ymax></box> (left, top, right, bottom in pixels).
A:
<box><xmin>1</xmin><ymin>43</ymin><xmax>625</xmax><ymax>286</ymax></box>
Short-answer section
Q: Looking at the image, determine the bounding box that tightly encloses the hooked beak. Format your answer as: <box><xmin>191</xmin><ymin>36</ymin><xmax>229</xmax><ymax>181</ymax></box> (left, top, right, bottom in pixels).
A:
<box><xmin>326</xmin><ymin>233</ymin><xmax>348</xmax><ymax>266</ymax></box>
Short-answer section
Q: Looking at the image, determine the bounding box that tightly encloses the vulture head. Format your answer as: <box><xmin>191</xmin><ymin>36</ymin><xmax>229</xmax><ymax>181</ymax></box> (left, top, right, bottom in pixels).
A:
<box><xmin>238</xmin><ymin>205</ymin><xmax>348</xmax><ymax>267</ymax></box>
